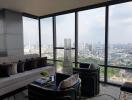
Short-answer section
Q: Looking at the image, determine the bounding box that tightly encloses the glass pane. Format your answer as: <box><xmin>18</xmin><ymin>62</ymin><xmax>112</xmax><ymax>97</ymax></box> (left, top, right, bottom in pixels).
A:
<box><xmin>56</xmin><ymin>49</ymin><xmax>75</xmax><ymax>62</ymax></box>
<box><xmin>78</xmin><ymin>7</ymin><xmax>105</xmax><ymax>65</ymax></box>
<box><xmin>23</xmin><ymin>17</ymin><xmax>39</xmax><ymax>54</ymax></box>
<box><xmin>108</xmin><ymin>2</ymin><xmax>132</xmax><ymax>67</ymax></box>
<box><xmin>108</xmin><ymin>67</ymin><xmax>132</xmax><ymax>84</ymax></box>
<box><xmin>47</xmin><ymin>60</ymin><xmax>54</xmax><ymax>65</ymax></box>
<box><xmin>56</xmin><ymin>61</ymin><xmax>63</xmax><ymax>73</ymax></box>
<box><xmin>56</xmin><ymin>13</ymin><xmax>75</xmax><ymax>47</ymax></box>
<box><xmin>100</xmin><ymin>66</ymin><xmax>104</xmax><ymax>81</ymax></box>
<box><xmin>57</xmin><ymin>49</ymin><xmax>64</xmax><ymax>61</ymax></box>
<box><xmin>56</xmin><ymin>61</ymin><xmax>75</xmax><ymax>73</ymax></box>
<box><xmin>41</xmin><ymin>17</ymin><xmax>53</xmax><ymax>59</ymax></box>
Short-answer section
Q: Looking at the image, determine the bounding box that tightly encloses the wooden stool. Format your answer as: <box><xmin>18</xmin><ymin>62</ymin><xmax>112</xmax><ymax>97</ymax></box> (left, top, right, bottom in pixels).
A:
<box><xmin>119</xmin><ymin>82</ymin><xmax>132</xmax><ymax>100</ymax></box>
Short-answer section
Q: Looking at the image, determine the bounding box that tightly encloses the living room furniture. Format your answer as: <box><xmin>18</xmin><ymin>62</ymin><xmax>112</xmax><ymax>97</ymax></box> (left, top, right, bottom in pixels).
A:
<box><xmin>0</xmin><ymin>54</ymin><xmax>55</xmax><ymax>99</ymax></box>
<box><xmin>73</xmin><ymin>63</ymin><xmax>100</xmax><ymax>97</ymax></box>
<box><xmin>119</xmin><ymin>82</ymin><xmax>132</xmax><ymax>100</ymax></box>
<box><xmin>0</xmin><ymin>66</ymin><xmax>54</xmax><ymax>99</ymax></box>
<box><xmin>28</xmin><ymin>73</ymin><xmax>81</xmax><ymax>100</ymax></box>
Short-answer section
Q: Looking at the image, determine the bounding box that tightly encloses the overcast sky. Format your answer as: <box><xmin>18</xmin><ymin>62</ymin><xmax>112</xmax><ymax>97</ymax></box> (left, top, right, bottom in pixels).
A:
<box><xmin>23</xmin><ymin>1</ymin><xmax>132</xmax><ymax>47</ymax></box>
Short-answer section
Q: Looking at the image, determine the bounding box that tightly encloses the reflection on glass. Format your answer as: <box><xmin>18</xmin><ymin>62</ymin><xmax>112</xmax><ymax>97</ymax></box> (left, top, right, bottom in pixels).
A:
<box><xmin>78</xmin><ymin>7</ymin><xmax>105</xmax><ymax>65</ymax></box>
<box><xmin>41</xmin><ymin>17</ymin><xmax>53</xmax><ymax>59</ymax></box>
<box><xmin>23</xmin><ymin>17</ymin><xmax>39</xmax><ymax>54</ymax></box>
<box><xmin>56</xmin><ymin>13</ymin><xmax>75</xmax><ymax>47</ymax></box>
<box><xmin>100</xmin><ymin>66</ymin><xmax>104</xmax><ymax>81</ymax></box>
<box><xmin>56</xmin><ymin>62</ymin><xmax>63</xmax><ymax>73</ymax></box>
<box><xmin>108</xmin><ymin>2</ymin><xmax>132</xmax><ymax>67</ymax></box>
<box><xmin>57</xmin><ymin>49</ymin><xmax>75</xmax><ymax>62</ymax></box>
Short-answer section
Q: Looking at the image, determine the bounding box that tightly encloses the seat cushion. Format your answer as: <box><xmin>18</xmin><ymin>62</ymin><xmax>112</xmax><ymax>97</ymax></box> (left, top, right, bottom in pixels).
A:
<box><xmin>58</xmin><ymin>74</ymin><xmax>79</xmax><ymax>90</ymax></box>
<box><xmin>121</xmin><ymin>82</ymin><xmax>132</xmax><ymax>92</ymax></box>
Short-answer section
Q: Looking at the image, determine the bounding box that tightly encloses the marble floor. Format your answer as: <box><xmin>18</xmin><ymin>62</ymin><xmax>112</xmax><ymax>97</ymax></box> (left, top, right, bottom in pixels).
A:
<box><xmin>3</xmin><ymin>84</ymin><xmax>132</xmax><ymax>100</ymax></box>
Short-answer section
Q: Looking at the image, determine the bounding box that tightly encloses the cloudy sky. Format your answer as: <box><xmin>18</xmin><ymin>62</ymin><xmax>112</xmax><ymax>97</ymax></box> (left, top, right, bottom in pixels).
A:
<box><xmin>23</xmin><ymin>1</ymin><xmax>132</xmax><ymax>48</ymax></box>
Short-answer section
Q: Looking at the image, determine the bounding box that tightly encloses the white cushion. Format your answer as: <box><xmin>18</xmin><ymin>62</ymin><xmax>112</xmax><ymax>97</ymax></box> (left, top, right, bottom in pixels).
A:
<box><xmin>58</xmin><ymin>74</ymin><xmax>79</xmax><ymax>89</ymax></box>
<box><xmin>9</xmin><ymin>63</ymin><xmax>18</xmax><ymax>75</ymax></box>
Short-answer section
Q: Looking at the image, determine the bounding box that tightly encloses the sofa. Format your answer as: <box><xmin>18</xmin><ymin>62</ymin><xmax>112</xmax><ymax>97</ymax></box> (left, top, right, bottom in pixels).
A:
<box><xmin>0</xmin><ymin>54</ymin><xmax>55</xmax><ymax>98</ymax></box>
<box><xmin>28</xmin><ymin>73</ymin><xmax>81</xmax><ymax>100</ymax></box>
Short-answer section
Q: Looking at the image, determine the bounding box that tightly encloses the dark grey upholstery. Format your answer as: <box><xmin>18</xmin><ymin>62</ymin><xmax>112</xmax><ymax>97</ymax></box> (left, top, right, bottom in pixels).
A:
<box><xmin>28</xmin><ymin>73</ymin><xmax>81</xmax><ymax>100</ymax></box>
<box><xmin>73</xmin><ymin>63</ymin><xmax>100</xmax><ymax>97</ymax></box>
<box><xmin>121</xmin><ymin>82</ymin><xmax>132</xmax><ymax>92</ymax></box>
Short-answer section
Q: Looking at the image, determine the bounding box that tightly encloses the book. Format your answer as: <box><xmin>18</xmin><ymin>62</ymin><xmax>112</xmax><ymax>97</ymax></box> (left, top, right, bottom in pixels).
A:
<box><xmin>33</xmin><ymin>78</ymin><xmax>50</xmax><ymax>86</ymax></box>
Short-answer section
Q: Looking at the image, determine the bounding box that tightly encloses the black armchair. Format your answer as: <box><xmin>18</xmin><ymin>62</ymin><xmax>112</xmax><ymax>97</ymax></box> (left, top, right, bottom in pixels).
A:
<box><xmin>28</xmin><ymin>73</ymin><xmax>81</xmax><ymax>100</ymax></box>
<box><xmin>73</xmin><ymin>63</ymin><xmax>100</xmax><ymax>97</ymax></box>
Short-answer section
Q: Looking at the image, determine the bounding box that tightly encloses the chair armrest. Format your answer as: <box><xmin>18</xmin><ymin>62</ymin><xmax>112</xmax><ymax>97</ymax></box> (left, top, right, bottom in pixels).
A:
<box><xmin>28</xmin><ymin>84</ymin><xmax>77</xmax><ymax>100</ymax></box>
<box><xmin>56</xmin><ymin>96</ymin><xmax>72</xmax><ymax>100</ymax></box>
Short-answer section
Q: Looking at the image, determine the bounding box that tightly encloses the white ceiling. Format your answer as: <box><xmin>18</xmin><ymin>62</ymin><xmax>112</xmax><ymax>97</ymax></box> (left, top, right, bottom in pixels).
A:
<box><xmin>0</xmin><ymin>0</ymin><xmax>107</xmax><ymax>16</ymax></box>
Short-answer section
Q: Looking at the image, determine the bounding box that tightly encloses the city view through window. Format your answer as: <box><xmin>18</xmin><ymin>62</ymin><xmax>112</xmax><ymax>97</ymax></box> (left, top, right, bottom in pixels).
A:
<box><xmin>23</xmin><ymin>17</ymin><xmax>39</xmax><ymax>55</ymax></box>
<box><xmin>108</xmin><ymin>2</ymin><xmax>132</xmax><ymax>83</ymax></box>
<box><xmin>41</xmin><ymin>17</ymin><xmax>53</xmax><ymax>59</ymax></box>
<box><xmin>22</xmin><ymin>1</ymin><xmax>132</xmax><ymax>84</ymax></box>
<box><xmin>78</xmin><ymin>7</ymin><xmax>105</xmax><ymax>80</ymax></box>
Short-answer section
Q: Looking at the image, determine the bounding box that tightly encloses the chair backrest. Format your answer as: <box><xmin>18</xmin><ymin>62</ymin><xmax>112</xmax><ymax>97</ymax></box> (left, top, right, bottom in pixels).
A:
<box><xmin>56</xmin><ymin>73</ymin><xmax>70</xmax><ymax>86</ymax></box>
<box><xmin>79</xmin><ymin>63</ymin><xmax>90</xmax><ymax>68</ymax></box>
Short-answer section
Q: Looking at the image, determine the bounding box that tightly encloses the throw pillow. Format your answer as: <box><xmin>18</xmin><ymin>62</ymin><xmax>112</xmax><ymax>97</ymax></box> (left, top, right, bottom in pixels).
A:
<box><xmin>17</xmin><ymin>60</ymin><xmax>25</xmax><ymax>73</ymax></box>
<box><xmin>31</xmin><ymin>58</ymin><xmax>38</xmax><ymax>69</ymax></box>
<box><xmin>58</xmin><ymin>74</ymin><xmax>79</xmax><ymax>90</ymax></box>
<box><xmin>37</xmin><ymin>57</ymin><xmax>47</xmax><ymax>67</ymax></box>
<box><xmin>24</xmin><ymin>59</ymin><xmax>33</xmax><ymax>71</ymax></box>
<box><xmin>0</xmin><ymin>63</ymin><xmax>11</xmax><ymax>77</ymax></box>
<box><xmin>9</xmin><ymin>63</ymin><xmax>17</xmax><ymax>75</ymax></box>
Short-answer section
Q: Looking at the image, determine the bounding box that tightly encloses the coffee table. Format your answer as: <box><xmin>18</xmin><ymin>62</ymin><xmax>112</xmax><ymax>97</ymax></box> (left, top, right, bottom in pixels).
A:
<box><xmin>31</xmin><ymin>77</ymin><xmax>57</xmax><ymax>90</ymax></box>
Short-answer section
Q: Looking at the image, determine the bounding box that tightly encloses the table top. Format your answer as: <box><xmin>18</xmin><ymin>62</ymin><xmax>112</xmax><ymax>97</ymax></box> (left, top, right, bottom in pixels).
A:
<box><xmin>32</xmin><ymin>77</ymin><xmax>57</xmax><ymax>90</ymax></box>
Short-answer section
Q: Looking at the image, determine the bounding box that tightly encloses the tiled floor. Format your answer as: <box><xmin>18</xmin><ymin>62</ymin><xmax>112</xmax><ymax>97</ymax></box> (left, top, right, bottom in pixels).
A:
<box><xmin>3</xmin><ymin>84</ymin><xmax>132</xmax><ymax>100</ymax></box>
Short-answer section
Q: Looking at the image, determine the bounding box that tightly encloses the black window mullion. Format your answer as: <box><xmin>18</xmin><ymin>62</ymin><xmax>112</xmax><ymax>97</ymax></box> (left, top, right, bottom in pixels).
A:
<box><xmin>104</xmin><ymin>5</ymin><xmax>109</xmax><ymax>83</ymax></box>
<box><xmin>53</xmin><ymin>16</ymin><xmax>57</xmax><ymax>66</ymax></box>
<box><xmin>75</xmin><ymin>12</ymin><xmax>78</xmax><ymax>68</ymax></box>
<box><xmin>38</xmin><ymin>18</ymin><xmax>41</xmax><ymax>57</ymax></box>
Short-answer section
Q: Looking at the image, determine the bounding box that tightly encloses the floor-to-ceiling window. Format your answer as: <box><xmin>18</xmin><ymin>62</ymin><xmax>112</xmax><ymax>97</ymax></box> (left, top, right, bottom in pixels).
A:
<box><xmin>38</xmin><ymin>0</ymin><xmax>132</xmax><ymax>85</ymax></box>
<box><xmin>41</xmin><ymin>17</ymin><xmax>53</xmax><ymax>59</ymax></box>
<box><xmin>78</xmin><ymin>7</ymin><xmax>105</xmax><ymax>80</ymax></box>
<box><xmin>23</xmin><ymin>17</ymin><xmax>39</xmax><ymax>55</ymax></box>
<box><xmin>108</xmin><ymin>1</ymin><xmax>132</xmax><ymax>84</ymax></box>
<box><xmin>56</xmin><ymin>13</ymin><xmax>75</xmax><ymax>72</ymax></box>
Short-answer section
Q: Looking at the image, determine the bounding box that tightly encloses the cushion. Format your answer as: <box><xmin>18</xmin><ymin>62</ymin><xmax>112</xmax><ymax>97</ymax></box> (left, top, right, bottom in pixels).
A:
<box><xmin>56</xmin><ymin>73</ymin><xmax>70</xmax><ymax>86</ymax></box>
<box><xmin>58</xmin><ymin>74</ymin><xmax>79</xmax><ymax>90</ymax></box>
<box><xmin>9</xmin><ymin>63</ymin><xmax>17</xmax><ymax>75</ymax></box>
<box><xmin>17</xmin><ymin>60</ymin><xmax>25</xmax><ymax>73</ymax></box>
<box><xmin>37</xmin><ymin>57</ymin><xmax>47</xmax><ymax>67</ymax></box>
<box><xmin>24</xmin><ymin>59</ymin><xmax>33</xmax><ymax>71</ymax></box>
<box><xmin>0</xmin><ymin>63</ymin><xmax>11</xmax><ymax>77</ymax></box>
<box><xmin>31</xmin><ymin>58</ymin><xmax>38</xmax><ymax>69</ymax></box>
